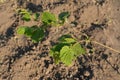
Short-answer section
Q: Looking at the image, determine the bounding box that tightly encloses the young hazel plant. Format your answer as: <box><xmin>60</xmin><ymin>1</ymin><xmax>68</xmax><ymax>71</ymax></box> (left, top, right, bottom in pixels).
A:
<box><xmin>16</xmin><ymin>9</ymin><xmax>86</xmax><ymax>66</ymax></box>
<box><xmin>16</xmin><ymin>8</ymin><xmax>120</xmax><ymax>66</ymax></box>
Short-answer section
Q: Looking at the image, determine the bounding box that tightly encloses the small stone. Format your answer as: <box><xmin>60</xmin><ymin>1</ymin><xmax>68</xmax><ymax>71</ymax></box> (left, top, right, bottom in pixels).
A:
<box><xmin>84</xmin><ymin>71</ymin><xmax>90</xmax><ymax>77</ymax></box>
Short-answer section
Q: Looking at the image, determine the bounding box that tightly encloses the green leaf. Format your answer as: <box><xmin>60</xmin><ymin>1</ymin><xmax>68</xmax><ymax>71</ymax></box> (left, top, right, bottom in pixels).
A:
<box><xmin>24</xmin><ymin>27</ymin><xmax>33</xmax><ymax>37</ymax></box>
<box><xmin>31</xmin><ymin>27</ymin><xmax>45</xmax><ymax>43</ymax></box>
<box><xmin>17</xmin><ymin>26</ymin><xmax>45</xmax><ymax>43</ymax></box>
<box><xmin>71</xmin><ymin>43</ymin><xmax>86</xmax><ymax>56</ymax></box>
<box><xmin>60</xmin><ymin>46</ymin><xmax>74</xmax><ymax>65</ymax></box>
<box><xmin>53</xmin><ymin>43</ymin><xmax>70</xmax><ymax>52</ymax></box>
<box><xmin>63</xmin><ymin>38</ymin><xmax>76</xmax><ymax>43</ymax></box>
<box><xmin>50</xmin><ymin>43</ymin><xmax>70</xmax><ymax>64</ymax></box>
<box><xmin>41</xmin><ymin>12</ymin><xmax>57</xmax><ymax>26</ymax></box>
<box><xmin>50</xmin><ymin>49</ymin><xmax>55</xmax><ymax>57</ymax></box>
<box><xmin>17</xmin><ymin>26</ymin><xmax>33</xmax><ymax>37</ymax></box>
<box><xmin>17</xmin><ymin>9</ymin><xmax>31</xmax><ymax>21</ymax></box>
<box><xmin>18</xmin><ymin>9</ymin><xmax>28</xmax><ymax>14</ymax></box>
<box><xmin>59</xmin><ymin>12</ymin><xmax>70</xmax><ymax>24</ymax></box>
<box><xmin>22</xmin><ymin>13</ymin><xmax>31</xmax><ymax>21</ymax></box>
<box><xmin>17</xmin><ymin>26</ymin><xmax>27</xmax><ymax>35</ymax></box>
<box><xmin>50</xmin><ymin>50</ymin><xmax>60</xmax><ymax>64</ymax></box>
<box><xmin>59</xmin><ymin>12</ymin><xmax>70</xmax><ymax>20</ymax></box>
<box><xmin>53</xmin><ymin>52</ymin><xmax>60</xmax><ymax>64</ymax></box>
<box><xmin>58</xmin><ymin>35</ymin><xmax>76</xmax><ymax>43</ymax></box>
<box><xmin>34</xmin><ymin>13</ymin><xmax>40</xmax><ymax>21</ymax></box>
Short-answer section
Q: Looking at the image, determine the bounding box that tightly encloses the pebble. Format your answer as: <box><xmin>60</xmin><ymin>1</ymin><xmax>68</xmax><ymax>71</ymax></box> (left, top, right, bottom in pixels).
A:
<box><xmin>84</xmin><ymin>70</ymin><xmax>90</xmax><ymax>77</ymax></box>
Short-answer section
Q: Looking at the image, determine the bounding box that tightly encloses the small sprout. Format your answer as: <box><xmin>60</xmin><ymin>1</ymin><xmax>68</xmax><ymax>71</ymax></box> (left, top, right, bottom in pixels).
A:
<box><xmin>59</xmin><ymin>12</ymin><xmax>70</xmax><ymax>24</ymax></box>
<box><xmin>17</xmin><ymin>9</ymin><xmax>31</xmax><ymax>21</ymax></box>
<box><xmin>17</xmin><ymin>9</ymin><xmax>41</xmax><ymax>21</ymax></box>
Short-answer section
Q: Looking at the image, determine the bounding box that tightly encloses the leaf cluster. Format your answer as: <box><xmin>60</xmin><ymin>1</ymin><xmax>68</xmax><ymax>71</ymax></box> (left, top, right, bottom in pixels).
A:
<box><xmin>41</xmin><ymin>11</ymin><xmax>70</xmax><ymax>26</ymax></box>
<box><xmin>17</xmin><ymin>26</ymin><xmax>44</xmax><ymax>43</ymax></box>
<box><xmin>17</xmin><ymin>9</ymin><xmax>41</xmax><ymax>21</ymax></box>
<box><xmin>17</xmin><ymin>9</ymin><xmax>70</xmax><ymax>43</ymax></box>
<box><xmin>50</xmin><ymin>35</ymin><xmax>86</xmax><ymax>66</ymax></box>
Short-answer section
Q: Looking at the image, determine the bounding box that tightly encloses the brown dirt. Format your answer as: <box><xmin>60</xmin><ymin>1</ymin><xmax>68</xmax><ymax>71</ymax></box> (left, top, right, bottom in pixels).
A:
<box><xmin>0</xmin><ymin>0</ymin><xmax>120</xmax><ymax>80</ymax></box>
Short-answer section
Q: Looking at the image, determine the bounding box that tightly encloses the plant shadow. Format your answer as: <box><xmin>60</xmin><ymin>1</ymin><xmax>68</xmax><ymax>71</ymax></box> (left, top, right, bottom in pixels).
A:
<box><xmin>26</xmin><ymin>2</ymin><xmax>43</xmax><ymax>12</ymax></box>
